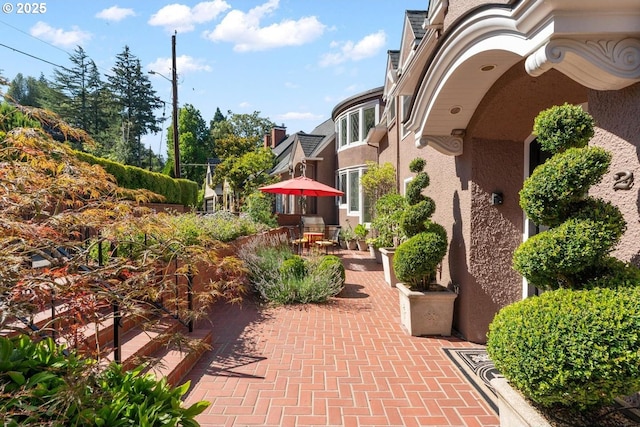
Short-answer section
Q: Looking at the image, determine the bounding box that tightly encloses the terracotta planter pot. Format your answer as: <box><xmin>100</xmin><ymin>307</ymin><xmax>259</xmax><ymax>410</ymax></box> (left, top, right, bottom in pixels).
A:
<box><xmin>396</xmin><ymin>282</ymin><xmax>457</xmax><ymax>336</ymax></box>
<box><xmin>346</xmin><ymin>239</ymin><xmax>357</xmax><ymax>250</ymax></box>
<box><xmin>356</xmin><ymin>239</ymin><xmax>367</xmax><ymax>251</ymax></box>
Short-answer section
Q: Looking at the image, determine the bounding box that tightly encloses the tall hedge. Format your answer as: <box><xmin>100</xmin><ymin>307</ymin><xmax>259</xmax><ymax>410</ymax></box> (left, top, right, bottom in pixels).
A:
<box><xmin>75</xmin><ymin>151</ymin><xmax>198</xmax><ymax>206</ymax></box>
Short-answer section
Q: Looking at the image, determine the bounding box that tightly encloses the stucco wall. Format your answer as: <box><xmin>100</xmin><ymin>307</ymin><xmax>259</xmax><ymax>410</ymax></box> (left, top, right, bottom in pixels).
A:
<box><xmin>455</xmin><ymin>62</ymin><xmax>588</xmax><ymax>343</ymax></box>
<box><xmin>588</xmin><ymin>83</ymin><xmax>640</xmax><ymax>266</ymax></box>
<box><xmin>443</xmin><ymin>0</ymin><xmax>512</xmax><ymax>30</ymax></box>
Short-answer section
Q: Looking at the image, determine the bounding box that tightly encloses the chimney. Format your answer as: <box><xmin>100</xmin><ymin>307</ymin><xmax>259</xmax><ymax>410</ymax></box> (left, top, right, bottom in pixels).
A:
<box><xmin>271</xmin><ymin>125</ymin><xmax>287</xmax><ymax>148</ymax></box>
<box><xmin>263</xmin><ymin>133</ymin><xmax>271</xmax><ymax>149</ymax></box>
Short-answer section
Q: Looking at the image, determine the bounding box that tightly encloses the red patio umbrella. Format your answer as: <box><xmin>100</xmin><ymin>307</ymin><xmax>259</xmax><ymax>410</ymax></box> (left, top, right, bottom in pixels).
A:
<box><xmin>259</xmin><ymin>175</ymin><xmax>344</xmax><ymax>197</ymax></box>
<box><xmin>259</xmin><ymin>176</ymin><xmax>343</xmax><ymax>253</ymax></box>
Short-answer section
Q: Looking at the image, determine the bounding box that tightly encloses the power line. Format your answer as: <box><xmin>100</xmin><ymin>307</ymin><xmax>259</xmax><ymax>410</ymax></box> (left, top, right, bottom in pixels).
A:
<box><xmin>0</xmin><ymin>42</ymin><xmax>64</xmax><ymax>69</ymax></box>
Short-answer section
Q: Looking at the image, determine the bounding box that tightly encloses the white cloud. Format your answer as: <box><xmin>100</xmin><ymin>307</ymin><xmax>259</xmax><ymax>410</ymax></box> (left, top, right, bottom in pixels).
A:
<box><xmin>239</xmin><ymin>101</ymin><xmax>252</xmax><ymax>109</ymax></box>
<box><xmin>204</xmin><ymin>0</ymin><xmax>325</xmax><ymax>52</ymax></box>
<box><xmin>149</xmin><ymin>1</ymin><xmax>231</xmax><ymax>33</ymax></box>
<box><xmin>147</xmin><ymin>55</ymin><xmax>212</xmax><ymax>76</ymax></box>
<box><xmin>95</xmin><ymin>6</ymin><xmax>136</xmax><ymax>22</ymax></box>
<box><xmin>29</xmin><ymin>22</ymin><xmax>92</xmax><ymax>48</ymax></box>
<box><xmin>319</xmin><ymin>30</ymin><xmax>386</xmax><ymax>67</ymax></box>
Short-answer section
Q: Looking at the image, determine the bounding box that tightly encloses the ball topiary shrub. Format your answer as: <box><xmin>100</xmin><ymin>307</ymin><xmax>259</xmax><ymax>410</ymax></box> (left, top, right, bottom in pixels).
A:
<box><xmin>279</xmin><ymin>255</ymin><xmax>307</xmax><ymax>279</ymax></box>
<box><xmin>393</xmin><ymin>157</ymin><xmax>447</xmax><ymax>290</ymax></box>
<box><xmin>318</xmin><ymin>255</ymin><xmax>346</xmax><ymax>287</ymax></box>
<box><xmin>487</xmin><ymin>287</ymin><xmax>640</xmax><ymax>409</ymax></box>
<box><xmin>393</xmin><ymin>225</ymin><xmax>447</xmax><ymax>287</ymax></box>
<box><xmin>533</xmin><ymin>102</ymin><xmax>594</xmax><ymax>153</ymax></box>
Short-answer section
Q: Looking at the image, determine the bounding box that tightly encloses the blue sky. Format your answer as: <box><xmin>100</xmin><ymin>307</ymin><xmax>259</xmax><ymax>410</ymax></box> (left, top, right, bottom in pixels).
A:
<box><xmin>1</xmin><ymin>0</ymin><xmax>425</xmax><ymax>155</ymax></box>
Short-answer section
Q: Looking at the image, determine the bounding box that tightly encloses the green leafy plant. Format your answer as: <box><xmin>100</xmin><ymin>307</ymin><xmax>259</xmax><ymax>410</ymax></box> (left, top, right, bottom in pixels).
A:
<box><xmin>354</xmin><ymin>223</ymin><xmax>368</xmax><ymax>240</ymax></box>
<box><xmin>369</xmin><ymin>193</ymin><xmax>406</xmax><ymax>249</ymax></box>
<box><xmin>487</xmin><ymin>287</ymin><xmax>640</xmax><ymax>409</ymax></box>
<box><xmin>0</xmin><ymin>335</ymin><xmax>209</xmax><ymax>426</ymax></box>
<box><xmin>242</xmin><ymin>191</ymin><xmax>278</xmax><ymax>228</ymax></box>
<box><xmin>393</xmin><ymin>157</ymin><xmax>447</xmax><ymax>290</ymax></box>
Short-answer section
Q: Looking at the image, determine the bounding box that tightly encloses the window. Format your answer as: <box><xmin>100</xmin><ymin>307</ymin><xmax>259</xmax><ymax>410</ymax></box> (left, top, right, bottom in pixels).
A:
<box><xmin>340</xmin><ymin>117</ymin><xmax>347</xmax><ymax>147</ymax></box>
<box><xmin>348</xmin><ymin>170</ymin><xmax>360</xmax><ymax>212</ymax></box>
<box><xmin>349</xmin><ymin>111</ymin><xmax>359</xmax><ymax>143</ymax></box>
<box><xmin>388</xmin><ymin>98</ymin><xmax>396</xmax><ymax>123</ymax></box>
<box><xmin>364</xmin><ymin>106</ymin><xmax>375</xmax><ymax>137</ymax></box>
<box><xmin>338</xmin><ymin>172</ymin><xmax>347</xmax><ymax>205</ymax></box>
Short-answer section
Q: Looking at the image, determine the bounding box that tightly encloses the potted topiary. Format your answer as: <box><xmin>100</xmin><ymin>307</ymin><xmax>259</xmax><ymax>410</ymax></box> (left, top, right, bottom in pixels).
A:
<box><xmin>371</xmin><ymin>193</ymin><xmax>407</xmax><ymax>285</ymax></box>
<box><xmin>393</xmin><ymin>157</ymin><xmax>457</xmax><ymax>336</ymax></box>
<box><xmin>354</xmin><ymin>223</ymin><xmax>368</xmax><ymax>251</ymax></box>
<box><xmin>487</xmin><ymin>104</ymin><xmax>640</xmax><ymax>426</ymax></box>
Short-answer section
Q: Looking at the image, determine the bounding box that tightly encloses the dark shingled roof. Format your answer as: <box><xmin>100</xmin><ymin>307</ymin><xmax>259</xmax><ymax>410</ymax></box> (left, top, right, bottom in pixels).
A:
<box><xmin>406</xmin><ymin>10</ymin><xmax>428</xmax><ymax>41</ymax></box>
<box><xmin>388</xmin><ymin>50</ymin><xmax>400</xmax><ymax>70</ymax></box>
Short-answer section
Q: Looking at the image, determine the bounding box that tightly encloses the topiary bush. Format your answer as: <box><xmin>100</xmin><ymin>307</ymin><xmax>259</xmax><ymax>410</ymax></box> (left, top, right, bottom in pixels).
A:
<box><xmin>533</xmin><ymin>102</ymin><xmax>594</xmax><ymax>153</ymax></box>
<box><xmin>489</xmin><ymin>103</ymin><xmax>640</xmax><ymax>414</ymax></box>
<box><xmin>393</xmin><ymin>157</ymin><xmax>447</xmax><ymax>289</ymax></box>
<box><xmin>279</xmin><ymin>255</ymin><xmax>307</xmax><ymax>279</ymax></box>
<box><xmin>318</xmin><ymin>255</ymin><xmax>346</xmax><ymax>287</ymax></box>
<box><xmin>487</xmin><ymin>287</ymin><xmax>640</xmax><ymax>409</ymax></box>
<box><xmin>513</xmin><ymin>104</ymin><xmax>636</xmax><ymax>290</ymax></box>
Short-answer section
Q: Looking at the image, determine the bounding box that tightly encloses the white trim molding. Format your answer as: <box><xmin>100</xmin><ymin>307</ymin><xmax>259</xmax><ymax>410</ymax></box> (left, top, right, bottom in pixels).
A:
<box><xmin>526</xmin><ymin>38</ymin><xmax>640</xmax><ymax>90</ymax></box>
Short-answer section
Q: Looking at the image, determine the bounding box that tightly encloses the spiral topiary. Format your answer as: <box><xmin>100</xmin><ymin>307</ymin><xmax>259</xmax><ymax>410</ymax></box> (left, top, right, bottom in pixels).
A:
<box><xmin>393</xmin><ymin>157</ymin><xmax>447</xmax><ymax>289</ymax></box>
<box><xmin>489</xmin><ymin>104</ymin><xmax>640</xmax><ymax>412</ymax></box>
<box><xmin>513</xmin><ymin>104</ymin><xmax>637</xmax><ymax>290</ymax></box>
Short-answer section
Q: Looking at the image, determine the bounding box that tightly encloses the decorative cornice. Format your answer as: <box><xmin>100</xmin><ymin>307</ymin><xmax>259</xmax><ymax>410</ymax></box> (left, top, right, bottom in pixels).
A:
<box><xmin>416</xmin><ymin>135</ymin><xmax>463</xmax><ymax>156</ymax></box>
<box><xmin>525</xmin><ymin>38</ymin><xmax>640</xmax><ymax>90</ymax></box>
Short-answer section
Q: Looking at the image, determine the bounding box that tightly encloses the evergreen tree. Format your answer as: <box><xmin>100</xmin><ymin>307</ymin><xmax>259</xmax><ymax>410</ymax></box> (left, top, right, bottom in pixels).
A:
<box><xmin>108</xmin><ymin>46</ymin><xmax>162</xmax><ymax>167</ymax></box>
<box><xmin>7</xmin><ymin>73</ymin><xmax>47</xmax><ymax>107</ymax></box>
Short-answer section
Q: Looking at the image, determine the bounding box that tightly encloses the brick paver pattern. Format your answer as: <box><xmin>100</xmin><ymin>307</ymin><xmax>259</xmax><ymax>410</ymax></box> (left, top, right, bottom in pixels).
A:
<box><xmin>183</xmin><ymin>250</ymin><xmax>499</xmax><ymax>427</ymax></box>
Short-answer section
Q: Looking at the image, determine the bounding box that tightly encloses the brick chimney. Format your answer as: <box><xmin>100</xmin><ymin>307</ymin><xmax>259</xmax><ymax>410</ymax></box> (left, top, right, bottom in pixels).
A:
<box><xmin>263</xmin><ymin>125</ymin><xmax>287</xmax><ymax>149</ymax></box>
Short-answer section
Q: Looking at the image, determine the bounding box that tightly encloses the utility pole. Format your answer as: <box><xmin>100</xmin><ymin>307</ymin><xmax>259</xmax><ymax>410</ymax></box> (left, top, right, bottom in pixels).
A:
<box><xmin>172</xmin><ymin>31</ymin><xmax>180</xmax><ymax>178</ymax></box>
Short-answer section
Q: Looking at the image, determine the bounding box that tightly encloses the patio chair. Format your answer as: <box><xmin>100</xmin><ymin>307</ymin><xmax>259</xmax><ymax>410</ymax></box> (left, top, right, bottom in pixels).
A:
<box><xmin>288</xmin><ymin>226</ymin><xmax>307</xmax><ymax>254</ymax></box>
<box><xmin>316</xmin><ymin>226</ymin><xmax>341</xmax><ymax>254</ymax></box>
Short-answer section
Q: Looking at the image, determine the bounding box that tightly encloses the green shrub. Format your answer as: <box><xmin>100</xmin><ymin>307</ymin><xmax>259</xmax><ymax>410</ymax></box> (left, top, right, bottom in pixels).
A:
<box><xmin>487</xmin><ymin>287</ymin><xmax>640</xmax><ymax>409</ymax></box>
<box><xmin>533</xmin><ymin>103</ymin><xmax>594</xmax><ymax>153</ymax></box>
<box><xmin>238</xmin><ymin>237</ymin><xmax>343</xmax><ymax>304</ymax></box>
<box><xmin>279</xmin><ymin>255</ymin><xmax>307</xmax><ymax>279</ymax></box>
<box><xmin>74</xmin><ymin>151</ymin><xmax>199</xmax><ymax>206</ymax></box>
<box><xmin>318</xmin><ymin>255</ymin><xmax>346</xmax><ymax>287</ymax></box>
<box><xmin>519</xmin><ymin>147</ymin><xmax>611</xmax><ymax>227</ymax></box>
<box><xmin>370</xmin><ymin>193</ymin><xmax>407</xmax><ymax>248</ymax></box>
<box><xmin>513</xmin><ymin>199</ymin><xmax>626</xmax><ymax>290</ymax></box>
<box><xmin>399</xmin><ymin>199</ymin><xmax>436</xmax><ymax>238</ymax></box>
<box><xmin>242</xmin><ymin>192</ymin><xmax>278</xmax><ymax>228</ymax></box>
<box><xmin>393</xmin><ymin>223</ymin><xmax>447</xmax><ymax>287</ymax></box>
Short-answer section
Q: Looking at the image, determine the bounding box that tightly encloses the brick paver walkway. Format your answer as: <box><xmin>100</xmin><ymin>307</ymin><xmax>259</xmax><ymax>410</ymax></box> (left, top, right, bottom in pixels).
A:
<box><xmin>183</xmin><ymin>250</ymin><xmax>499</xmax><ymax>427</ymax></box>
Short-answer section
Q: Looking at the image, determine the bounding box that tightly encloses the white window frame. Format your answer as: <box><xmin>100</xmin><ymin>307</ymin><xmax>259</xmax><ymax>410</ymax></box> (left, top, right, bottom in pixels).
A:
<box><xmin>336</xmin><ymin>101</ymin><xmax>380</xmax><ymax>152</ymax></box>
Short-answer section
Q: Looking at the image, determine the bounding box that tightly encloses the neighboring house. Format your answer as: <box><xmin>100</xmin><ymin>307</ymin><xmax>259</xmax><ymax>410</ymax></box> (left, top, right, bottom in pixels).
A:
<box><xmin>332</xmin><ymin>87</ymin><xmax>385</xmax><ymax>227</ymax></box>
<box><xmin>365</xmin><ymin>0</ymin><xmax>639</xmax><ymax>343</ymax></box>
<box><xmin>268</xmin><ymin>120</ymin><xmax>339</xmax><ymax>225</ymax></box>
<box><xmin>202</xmin><ymin>158</ymin><xmax>222</xmax><ymax>212</ymax></box>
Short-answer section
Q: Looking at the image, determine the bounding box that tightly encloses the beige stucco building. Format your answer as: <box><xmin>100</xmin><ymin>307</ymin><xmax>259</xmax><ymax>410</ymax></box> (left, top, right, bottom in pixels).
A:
<box><xmin>272</xmin><ymin>0</ymin><xmax>640</xmax><ymax>344</ymax></box>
